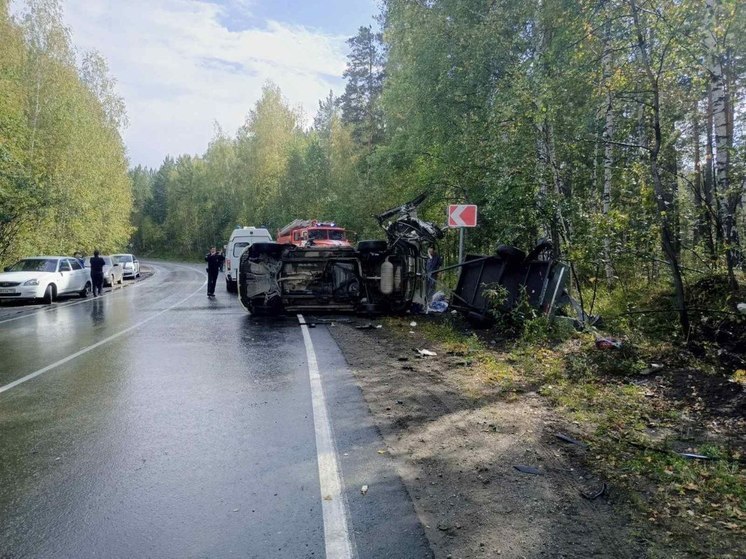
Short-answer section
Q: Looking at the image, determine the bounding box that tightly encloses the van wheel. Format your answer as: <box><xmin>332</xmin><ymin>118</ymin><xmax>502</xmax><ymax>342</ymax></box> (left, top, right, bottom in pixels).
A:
<box><xmin>249</xmin><ymin>296</ymin><xmax>282</xmax><ymax>316</ymax></box>
<box><xmin>357</xmin><ymin>240</ymin><xmax>388</xmax><ymax>254</ymax></box>
<box><xmin>43</xmin><ymin>284</ymin><xmax>55</xmax><ymax>304</ymax></box>
<box><xmin>250</xmin><ymin>243</ymin><xmax>285</xmax><ymax>258</ymax></box>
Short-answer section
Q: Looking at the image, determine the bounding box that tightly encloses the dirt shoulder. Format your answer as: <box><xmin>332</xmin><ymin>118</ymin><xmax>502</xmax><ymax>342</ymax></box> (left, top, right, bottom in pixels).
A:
<box><xmin>329</xmin><ymin>319</ymin><xmax>650</xmax><ymax>559</ymax></box>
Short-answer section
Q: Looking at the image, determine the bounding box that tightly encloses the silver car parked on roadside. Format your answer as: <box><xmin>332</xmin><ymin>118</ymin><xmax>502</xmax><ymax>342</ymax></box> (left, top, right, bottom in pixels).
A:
<box><xmin>84</xmin><ymin>255</ymin><xmax>124</xmax><ymax>287</ymax></box>
<box><xmin>111</xmin><ymin>254</ymin><xmax>140</xmax><ymax>279</ymax></box>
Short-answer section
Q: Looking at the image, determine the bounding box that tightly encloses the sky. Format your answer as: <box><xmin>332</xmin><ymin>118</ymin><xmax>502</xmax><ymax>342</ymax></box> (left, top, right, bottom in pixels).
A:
<box><xmin>11</xmin><ymin>0</ymin><xmax>380</xmax><ymax>168</ymax></box>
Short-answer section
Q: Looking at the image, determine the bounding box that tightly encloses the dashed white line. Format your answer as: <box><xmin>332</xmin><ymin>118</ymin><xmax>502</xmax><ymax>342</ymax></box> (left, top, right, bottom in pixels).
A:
<box><xmin>0</xmin><ymin>281</ymin><xmax>206</xmax><ymax>395</ymax></box>
<box><xmin>298</xmin><ymin>313</ymin><xmax>354</xmax><ymax>559</ymax></box>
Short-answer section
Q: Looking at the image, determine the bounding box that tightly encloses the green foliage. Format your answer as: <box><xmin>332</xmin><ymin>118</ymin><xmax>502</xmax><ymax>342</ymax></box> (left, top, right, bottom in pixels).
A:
<box><xmin>0</xmin><ymin>0</ymin><xmax>132</xmax><ymax>265</ymax></box>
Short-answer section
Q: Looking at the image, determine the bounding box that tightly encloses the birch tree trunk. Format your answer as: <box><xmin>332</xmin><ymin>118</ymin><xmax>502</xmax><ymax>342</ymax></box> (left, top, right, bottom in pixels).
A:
<box><xmin>704</xmin><ymin>0</ymin><xmax>738</xmax><ymax>289</ymax></box>
<box><xmin>601</xmin><ymin>16</ymin><xmax>615</xmax><ymax>285</ymax></box>
<box><xmin>692</xmin><ymin>102</ymin><xmax>716</xmax><ymax>260</ymax></box>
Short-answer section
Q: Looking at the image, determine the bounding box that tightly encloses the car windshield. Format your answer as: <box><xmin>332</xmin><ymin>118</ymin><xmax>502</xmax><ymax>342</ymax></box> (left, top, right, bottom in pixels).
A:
<box><xmin>7</xmin><ymin>259</ymin><xmax>58</xmax><ymax>272</ymax></box>
<box><xmin>329</xmin><ymin>230</ymin><xmax>346</xmax><ymax>241</ymax></box>
<box><xmin>113</xmin><ymin>255</ymin><xmax>132</xmax><ymax>263</ymax></box>
<box><xmin>308</xmin><ymin>229</ymin><xmax>327</xmax><ymax>240</ymax></box>
<box><xmin>103</xmin><ymin>257</ymin><xmax>112</xmax><ymax>265</ymax></box>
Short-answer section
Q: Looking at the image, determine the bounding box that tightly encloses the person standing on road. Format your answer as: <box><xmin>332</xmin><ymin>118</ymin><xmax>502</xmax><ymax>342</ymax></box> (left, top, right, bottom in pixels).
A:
<box><xmin>89</xmin><ymin>250</ymin><xmax>106</xmax><ymax>297</ymax></box>
<box><xmin>425</xmin><ymin>245</ymin><xmax>442</xmax><ymax>303</ymax></box>
<box><xmin>205</xmin><ymin>246</ymin><xmax>224</xmax><ymax>297</ymax></box>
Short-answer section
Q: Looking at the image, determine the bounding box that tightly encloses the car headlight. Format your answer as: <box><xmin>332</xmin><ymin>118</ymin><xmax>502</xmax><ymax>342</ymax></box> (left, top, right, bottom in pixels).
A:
<box><xmin>23</xmin><ymin>279</ymin><xmax>39</xmax><ymax>286</ymax></box>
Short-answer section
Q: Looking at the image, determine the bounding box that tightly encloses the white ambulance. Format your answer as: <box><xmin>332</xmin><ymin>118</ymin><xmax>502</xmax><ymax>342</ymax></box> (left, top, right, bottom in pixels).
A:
<box><xmin>225</xmin><ymin>226</ymin><xmax>273</xmax><ymax>293</ymax></box>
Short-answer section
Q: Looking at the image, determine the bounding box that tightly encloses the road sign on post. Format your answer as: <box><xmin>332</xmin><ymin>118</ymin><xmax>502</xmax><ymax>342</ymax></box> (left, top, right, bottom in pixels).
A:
<box><xmin>448</xmin><ymin>205</ymin><xmax>478</xmax><ymax>228</ymax></box>
<box><xmin>448</xmin><ymin>205</ymin><xmax>478</xmax><ymax>264</ymax></box>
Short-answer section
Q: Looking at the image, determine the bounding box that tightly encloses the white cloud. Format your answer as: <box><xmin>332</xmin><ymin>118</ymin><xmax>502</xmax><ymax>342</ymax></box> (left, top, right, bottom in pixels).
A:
<box><xmin>13</xmin><ymin>0</ymin><xmax>351</xmax><ymax>167</ymax></box>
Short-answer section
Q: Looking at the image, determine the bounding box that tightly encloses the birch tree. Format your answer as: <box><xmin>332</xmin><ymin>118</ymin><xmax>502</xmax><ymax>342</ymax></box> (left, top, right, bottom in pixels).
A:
<box><xmin>704</xmin><ymin>0</ymin><xmax>740</xmax><ymax>288</ymax></box>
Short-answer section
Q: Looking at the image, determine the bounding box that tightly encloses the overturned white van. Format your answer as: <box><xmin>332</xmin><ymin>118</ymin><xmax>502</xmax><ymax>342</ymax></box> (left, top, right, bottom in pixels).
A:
<box><xmin>225</xmin><ymin>226</ymin><xmax>272</xmax><ymax>293</ymax></box>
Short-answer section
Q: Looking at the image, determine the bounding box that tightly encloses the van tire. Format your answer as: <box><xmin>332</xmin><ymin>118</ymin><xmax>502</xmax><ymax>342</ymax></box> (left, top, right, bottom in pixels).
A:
<box><xmin>250</xmin><ymin>243</ymin><xmax>285</xmax><ymax>258</ymax></box>
<box><xmin>249</xmin><ymin>296</ymin><xmax>282</xmax><ymax>316</ymax></box>
<box><xmin>357</xmin><ymin>240</ymin><xmax>388</xmax><ymax>254</ymax></box>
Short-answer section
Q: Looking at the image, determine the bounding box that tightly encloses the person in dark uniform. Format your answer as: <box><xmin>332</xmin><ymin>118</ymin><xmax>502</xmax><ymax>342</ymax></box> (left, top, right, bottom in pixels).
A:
<box><xmin>425</xmin><ymin>245</ymin><xmax>442</xmax><ymax>302</ymax></box>
<box><xmin>89</xmin><ymin>250</ymin><xmax>106</xmax><ymax>297</ymax></box>
<box><xmin>205</xmin><ymin>246</ymin><xmax>224</xmax><ymax>297</ymax></box>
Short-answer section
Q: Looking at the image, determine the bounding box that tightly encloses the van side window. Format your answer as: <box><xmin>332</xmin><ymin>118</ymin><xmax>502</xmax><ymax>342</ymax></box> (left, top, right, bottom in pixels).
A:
<box><xmin>59</xmin><ymin>260</ymin><xmax>72</xmax><ymax>272</ymax></box>
<box><xmin>69</xmin><ymin>259</ymin><xmax>83</xmax><ymax>271</ymax></box>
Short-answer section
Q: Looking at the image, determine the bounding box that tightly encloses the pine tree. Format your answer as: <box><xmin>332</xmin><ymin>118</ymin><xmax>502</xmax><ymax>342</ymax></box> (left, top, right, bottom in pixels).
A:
<box><xmin>340</xmin><ymin>26</ymin><xmax>385</xmax><ymax>149</ymax></box>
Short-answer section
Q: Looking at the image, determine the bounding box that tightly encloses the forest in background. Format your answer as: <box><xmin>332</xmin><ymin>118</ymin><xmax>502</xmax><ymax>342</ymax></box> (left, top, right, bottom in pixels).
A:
<box><xmin>1</xmin><ymin>0</ymin><xmax>745</xmax><ymax>332</ymax></box>
<box><xmin>0</xmin><ymin>0</ymin><xmax>132</xmax><ymax>262</ymax></box>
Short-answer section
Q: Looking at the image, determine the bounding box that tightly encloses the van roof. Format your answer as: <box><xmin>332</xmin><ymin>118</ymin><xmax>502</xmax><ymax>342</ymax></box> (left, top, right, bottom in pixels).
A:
<box><xmin>229</xmin><ymin>227</ymin><xmax>272</xmax><ymax>240</ymax></box>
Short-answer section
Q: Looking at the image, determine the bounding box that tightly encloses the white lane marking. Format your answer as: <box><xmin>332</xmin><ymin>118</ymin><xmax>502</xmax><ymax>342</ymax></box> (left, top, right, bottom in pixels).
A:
<box><xmin>297</xmin><ymin>313</ymin><xmax>354</xmax><ymax>559</ymax></box>
<box><xmin>0</xmin><ymin>281</ymin><xmax>206</xmax><ymax>395</ymax></box>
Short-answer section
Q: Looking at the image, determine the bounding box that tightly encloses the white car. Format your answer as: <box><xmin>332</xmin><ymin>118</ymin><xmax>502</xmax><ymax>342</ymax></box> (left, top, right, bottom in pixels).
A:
<box><xmin>0</xmin><ymin>257</ymin><xmax>92</xmax><ymax>303</ymax></box>
<box><xmin>111</xmin><ymin>253</ymin><xmax>140</xmax><ymax>279</ymax></box>
<box><xmin>84</xmin><ymin>255</ymin><xmax>124</xmax><ymax>287</ymax></box>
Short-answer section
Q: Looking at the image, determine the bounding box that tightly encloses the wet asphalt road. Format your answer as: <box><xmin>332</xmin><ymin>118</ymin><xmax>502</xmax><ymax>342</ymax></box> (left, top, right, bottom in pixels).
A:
<box><xmin>0</xmin><ymin>261</ymin><xmax>430</xmax><ymax>558</ymax></box>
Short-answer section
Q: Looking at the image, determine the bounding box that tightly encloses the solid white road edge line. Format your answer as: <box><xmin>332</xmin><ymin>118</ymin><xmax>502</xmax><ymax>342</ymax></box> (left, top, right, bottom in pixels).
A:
<box><xmin>298</xmin><ymin>313</ymin><xmax>354</xmax><ymax>559</ymax></box>
<box><xmin>0</xmin><ymin>281</ymin><xmax>206</xmax><ymax>395</ymax></box>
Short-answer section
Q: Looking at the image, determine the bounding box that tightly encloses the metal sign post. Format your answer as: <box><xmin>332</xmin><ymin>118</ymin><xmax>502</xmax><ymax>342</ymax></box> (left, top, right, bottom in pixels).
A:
<box><xmin>459</xmin><ymin>228</ymin><xmax>465</xmax><ymax>264</ymax></box>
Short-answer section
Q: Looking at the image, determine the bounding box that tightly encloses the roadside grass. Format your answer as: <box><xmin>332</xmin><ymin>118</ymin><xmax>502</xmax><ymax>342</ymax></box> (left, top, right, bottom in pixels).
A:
<box><xmin>392</xmin><ymin>281</ymin><xmax>745</xmax><ymax>555</ymax></box>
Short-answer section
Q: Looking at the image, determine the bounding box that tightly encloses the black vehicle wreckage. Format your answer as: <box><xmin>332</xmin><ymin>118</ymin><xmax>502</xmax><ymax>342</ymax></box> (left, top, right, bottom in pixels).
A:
<box><xmin>238</xmin><ymin>193</ymin><xmax>571</xmax><ymax>323</ymax></box>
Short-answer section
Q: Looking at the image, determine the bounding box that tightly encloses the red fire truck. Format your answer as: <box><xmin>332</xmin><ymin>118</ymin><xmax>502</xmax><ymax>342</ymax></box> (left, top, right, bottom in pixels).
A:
<box><xmin>276</xmin><ymin>219</ymin><xmax>351</xmax><ymax>248</ymax></box>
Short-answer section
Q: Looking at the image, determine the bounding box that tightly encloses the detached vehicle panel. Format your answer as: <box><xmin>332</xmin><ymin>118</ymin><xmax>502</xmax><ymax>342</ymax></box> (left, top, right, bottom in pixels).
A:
<box><xmin>450</xmin><ymin>242</ymin><xmax>570</xmax><ymax>326</ymax></box>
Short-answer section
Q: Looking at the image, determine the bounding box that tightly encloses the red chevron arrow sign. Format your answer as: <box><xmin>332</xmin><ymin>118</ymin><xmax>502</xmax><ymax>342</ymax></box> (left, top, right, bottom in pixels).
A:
<box><xmin>448</xmin><ymin>204</ymin><xmax>478</xmax><ymax>227</ymax></box>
